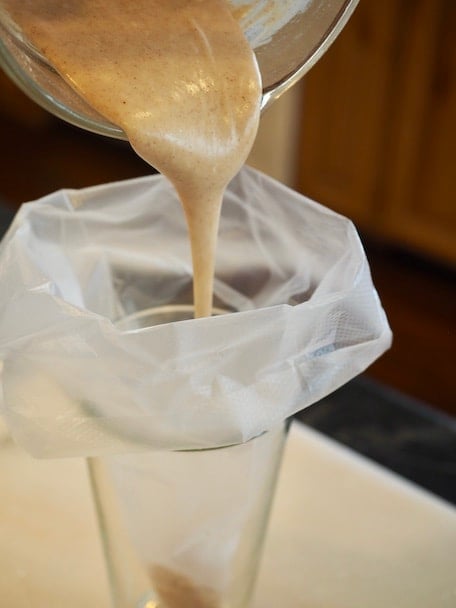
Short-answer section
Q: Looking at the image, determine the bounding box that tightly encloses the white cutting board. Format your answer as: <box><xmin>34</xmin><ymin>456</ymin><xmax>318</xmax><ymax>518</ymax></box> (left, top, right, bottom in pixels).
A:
<box><xmin>1</xmin><ymin>420</ymin><xmax>455</xmax><ymax>607</ymax></box>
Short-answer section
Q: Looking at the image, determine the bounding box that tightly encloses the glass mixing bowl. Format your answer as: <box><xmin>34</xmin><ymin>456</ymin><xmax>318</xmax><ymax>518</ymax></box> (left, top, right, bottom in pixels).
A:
<box><xmin>0</xmin><ymin>0</ymin><xmax>359</xmax><ymax>139</ymax></box>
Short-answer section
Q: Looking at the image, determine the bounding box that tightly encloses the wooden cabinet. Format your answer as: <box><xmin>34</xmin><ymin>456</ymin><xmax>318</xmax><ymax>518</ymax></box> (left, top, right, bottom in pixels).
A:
<box><xmin>297</xmin><ymin>0</ymin><xmax>456</xmax><ymax>266</ymax></box>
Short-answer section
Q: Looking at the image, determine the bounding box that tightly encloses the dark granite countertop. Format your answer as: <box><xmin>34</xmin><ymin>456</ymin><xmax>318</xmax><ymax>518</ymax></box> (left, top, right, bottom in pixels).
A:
<box><xmin>1</xmin><ymin>206</ymin><xmax>455</xmax><ymax>506</ymax></box>
<box><xmin>298</xmin><ymin>375</ymin><xmax>456</xmax><ymax>505</ymax></box>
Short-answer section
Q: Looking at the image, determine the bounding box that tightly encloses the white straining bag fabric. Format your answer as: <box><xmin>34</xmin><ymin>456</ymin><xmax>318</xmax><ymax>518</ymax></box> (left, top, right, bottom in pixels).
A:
<box><xmin>0</xmin><ymin>166</ymin><xmax>391</xmax><ymax>457</ymax></box>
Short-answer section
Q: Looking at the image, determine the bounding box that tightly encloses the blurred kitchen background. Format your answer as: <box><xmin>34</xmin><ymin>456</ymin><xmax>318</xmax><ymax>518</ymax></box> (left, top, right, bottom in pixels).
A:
<box><xmin>0</xmin><ymin>1</ymin><xmax>454</xmax><ymax>416</ymax></box>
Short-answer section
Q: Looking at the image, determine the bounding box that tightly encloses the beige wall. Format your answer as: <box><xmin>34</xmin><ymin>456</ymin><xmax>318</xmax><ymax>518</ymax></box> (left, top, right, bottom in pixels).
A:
<box><xmin>247</xmin><ymin>83</ymin><xmax>303</xmax><ymax>188</ymax></box>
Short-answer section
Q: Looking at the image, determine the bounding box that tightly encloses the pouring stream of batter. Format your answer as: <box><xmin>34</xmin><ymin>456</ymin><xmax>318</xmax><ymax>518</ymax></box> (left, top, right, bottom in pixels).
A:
<box><xmin>5</xmin><ymin>0</ymin><xmax>262</xmax><ymax>317</ymax></box>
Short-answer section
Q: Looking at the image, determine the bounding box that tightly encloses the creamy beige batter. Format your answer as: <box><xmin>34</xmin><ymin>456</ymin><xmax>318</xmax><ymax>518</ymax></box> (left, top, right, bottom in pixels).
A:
<box><xmin>5</xmin><ymin>0</ymin><xmax>261</xmax><ymax>318</ymax></box>
<box><xmin>4</xmin><ymin>2</ymin><xmax>263</xmax><ymax>605</ymax></box>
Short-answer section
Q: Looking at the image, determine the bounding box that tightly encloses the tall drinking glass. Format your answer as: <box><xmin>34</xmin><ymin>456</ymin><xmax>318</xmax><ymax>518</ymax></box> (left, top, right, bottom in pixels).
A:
<box><xmin>87</xmin><ymin>306</ymin><xmax>289</xmax><ymax>608</ymax></box>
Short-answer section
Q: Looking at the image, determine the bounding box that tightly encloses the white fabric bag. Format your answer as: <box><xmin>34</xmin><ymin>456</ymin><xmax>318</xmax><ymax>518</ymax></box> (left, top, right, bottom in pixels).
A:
<box><xmin>0</xmin><ymin>166</ymin><xmax>391</xmax><ymax>457</ymax></box>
